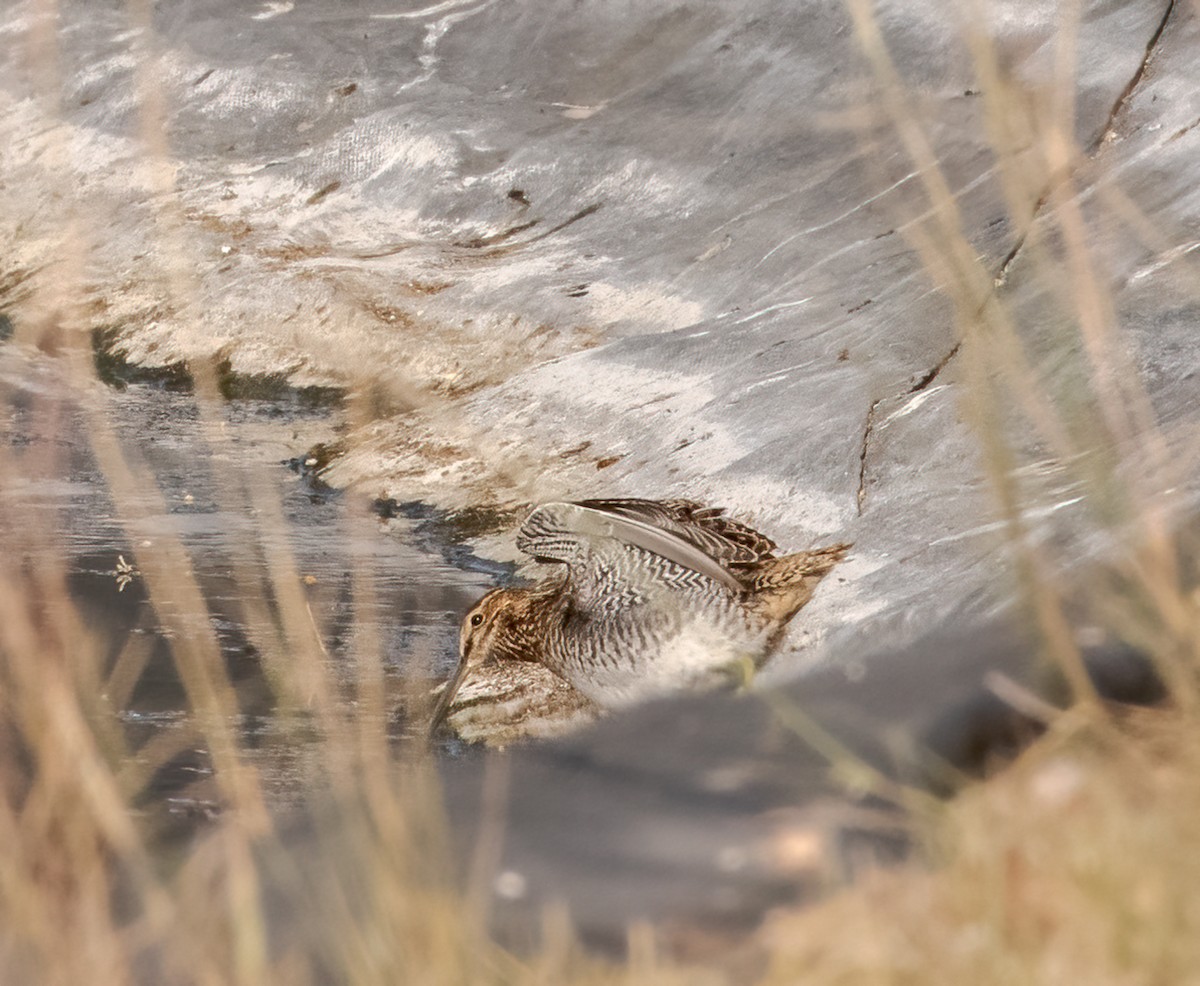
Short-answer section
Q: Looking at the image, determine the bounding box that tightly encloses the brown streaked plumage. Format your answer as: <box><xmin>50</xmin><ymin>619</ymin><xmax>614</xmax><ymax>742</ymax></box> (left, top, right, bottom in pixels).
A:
<box><xmin>431</xmin><ymin>498</ymin><xmax>850</xmax><ymax>744</ymax></box>
<box><xmin>432</xmin><ymin>648</ymin><xmax>598</xmax><ymax>747</ymax></box>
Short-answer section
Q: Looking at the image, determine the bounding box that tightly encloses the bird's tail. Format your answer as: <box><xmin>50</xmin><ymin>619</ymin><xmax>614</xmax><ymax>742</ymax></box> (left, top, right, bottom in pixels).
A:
<box><xmin>742</xmin><ymin>542</ymin><xmax>852</xmax><ymax>628</ymax></box>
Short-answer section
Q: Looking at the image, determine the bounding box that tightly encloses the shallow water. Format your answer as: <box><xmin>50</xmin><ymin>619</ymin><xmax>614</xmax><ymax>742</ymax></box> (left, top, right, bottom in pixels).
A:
<box><xmin>0</xmin><ymin>344</ymin><xmax>495</xmax><ymax>826</ymax></box>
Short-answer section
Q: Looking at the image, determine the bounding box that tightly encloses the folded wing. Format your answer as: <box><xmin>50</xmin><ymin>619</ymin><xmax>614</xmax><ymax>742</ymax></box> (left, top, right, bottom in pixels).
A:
<box><xmin>573</xmin><ymin>498</ymin><xmax>777</xmax><ymax>567</ymax></box>
<box><xmin>517</xmin><ymin>500</ymin><xmax>745</xmax><ymax>593</ymax></box>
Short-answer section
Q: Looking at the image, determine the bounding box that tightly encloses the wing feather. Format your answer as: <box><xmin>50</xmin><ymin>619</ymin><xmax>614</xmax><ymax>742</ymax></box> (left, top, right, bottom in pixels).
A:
<box><xmin>517</xmin><ymin>501</ymin><xmax>745</xmax><ymax>592</ymax></box>
<box><xmin>573</xmin><ymin>498</ymin><xmax>777</xmax><ymax>565</ymax></box>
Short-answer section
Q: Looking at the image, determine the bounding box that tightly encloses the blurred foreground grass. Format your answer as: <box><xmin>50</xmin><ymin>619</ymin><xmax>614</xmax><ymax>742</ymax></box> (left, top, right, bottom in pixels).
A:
<box><xmin>760</xmin><ymin>707</ymin><xmax>1200</xmax><ymax>984</ymax></box>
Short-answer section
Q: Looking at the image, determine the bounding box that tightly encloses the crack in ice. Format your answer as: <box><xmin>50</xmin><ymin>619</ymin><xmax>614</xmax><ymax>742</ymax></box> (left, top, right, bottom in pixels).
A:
<box><xmin>396</xmin><ymin>0</ymin><xmax>495</xmax><ymax>93</ymax></box>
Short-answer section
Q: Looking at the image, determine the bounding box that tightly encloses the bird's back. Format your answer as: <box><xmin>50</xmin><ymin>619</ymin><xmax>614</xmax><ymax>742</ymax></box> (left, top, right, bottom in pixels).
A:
<box><xmin>513</xmin><ymin>499</ymin><xmax>849</xmax><ymax>706</ymax></box>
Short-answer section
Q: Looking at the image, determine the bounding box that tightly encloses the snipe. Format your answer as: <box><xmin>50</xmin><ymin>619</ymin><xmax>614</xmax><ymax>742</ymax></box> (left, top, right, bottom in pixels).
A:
<box><xmin>432</xmin><ymin>498</ymin><xmax>850</xmax><ymax>743</ymax></box>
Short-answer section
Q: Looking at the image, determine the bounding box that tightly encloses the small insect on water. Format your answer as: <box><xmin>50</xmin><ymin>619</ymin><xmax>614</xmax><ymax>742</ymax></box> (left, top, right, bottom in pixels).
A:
<box><xmin>431</xmin><ymin>498</ymin><xmax>850</xmax><ymax>745</ymax></box>
<box><xmin>111</xmin><ymin>554</ymin><xmax>138</xmax><ymax>593</ymax></box>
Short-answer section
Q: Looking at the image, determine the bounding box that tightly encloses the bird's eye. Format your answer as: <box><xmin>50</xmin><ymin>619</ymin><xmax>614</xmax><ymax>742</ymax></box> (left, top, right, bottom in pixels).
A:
<box><xmin>470</xmin><ymin>613</ymin><xmax>484</xmax><ymax>627</ymax></box>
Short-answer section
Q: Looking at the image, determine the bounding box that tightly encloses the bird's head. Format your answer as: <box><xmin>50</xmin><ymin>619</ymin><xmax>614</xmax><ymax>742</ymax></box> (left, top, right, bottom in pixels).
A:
<box><xmin>429</xmin><ymin>587</ymin><xmax>544</xmax><ymax>732</ymax></box>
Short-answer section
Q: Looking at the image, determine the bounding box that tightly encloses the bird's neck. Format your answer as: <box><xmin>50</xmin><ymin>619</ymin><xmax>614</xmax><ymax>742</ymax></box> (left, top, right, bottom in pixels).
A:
<box><xmin>484</xmin><ymin>587</ymin><xmax>547</xmax><ymax>662</ymax></box>
<box><xmin>493</xmin><ymin>584</ymin><xmax>564</xmax><ymax>664</ymax></box>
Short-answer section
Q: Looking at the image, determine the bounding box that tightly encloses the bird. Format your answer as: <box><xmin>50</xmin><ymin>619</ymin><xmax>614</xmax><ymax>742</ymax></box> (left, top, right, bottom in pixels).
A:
<box><xmin>431</xmin><ymin>498</ymin><xmax>850</xmax><ymax>742</ymax></box>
